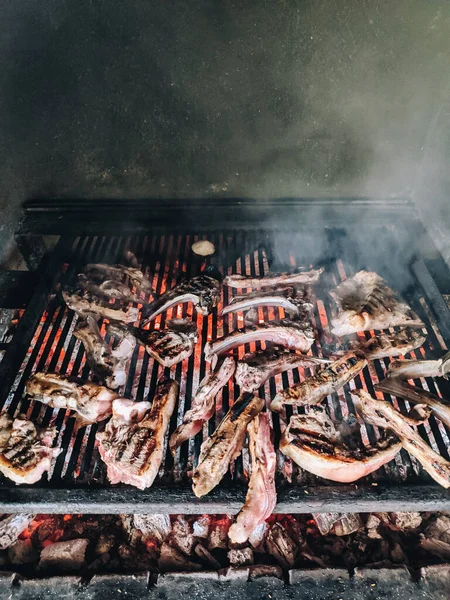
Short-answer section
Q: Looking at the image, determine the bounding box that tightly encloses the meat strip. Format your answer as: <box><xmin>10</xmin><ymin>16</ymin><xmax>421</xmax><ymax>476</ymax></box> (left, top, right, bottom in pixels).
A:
<box><xmin>352</xmin><ymin>389</ymin><xmax>450</xmax><ymax>488</ymax></box>
<box><xmin>192</xmin><ymin>394</ymin><xmax>264</xmax><ymax>497</ymax></box>
<box><xmin>223</xmin><ymin>267</ymin><xmax>323</xmax><ymax>289</ymax></box>
<box><xmin>228</xmin><ymin>413</ymin><xmax>276</xmax><ymax>544</ymax></box>
<box><xmin>169</xmin><ymin>357</ymin><xmax>236</xmax><ymax>454</ymax></box>
<box><xmin>387</xmin><ymin>350</ymin><xmax>450</xmax><ymax>380</ymax></box>
<box><xmin>361</xmin><ymin>327</ymin><xmax>426</xmax><ymax>360</ymax></box>
<box><xmin>62</xmin><ymin>290</ymin><xmax>139</xmax><ymax>324</ymax></box>
<box><xmin>221</xmin><ymin>288</ymin><xmax>313</xmax><ymax>319</ymax></box>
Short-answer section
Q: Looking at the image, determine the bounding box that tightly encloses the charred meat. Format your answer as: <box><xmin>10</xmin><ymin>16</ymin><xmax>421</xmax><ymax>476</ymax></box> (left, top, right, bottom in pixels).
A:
<box><xmin>141</xmin><ymin>275</ymin><xmax>220</xmax><ymax>324</ymax></box>
<box><xmin>222</xmin><ymin>288</ymin><xmax>313</xmax><ymax>319</ymax></box>
<box><xmin>223</xmin><ymin>267</ymin><xmax>323</xmax><ymax>289</ymax></box>
<box><xmin>169</xmin><ymin>357</ymin><xmax>236</xmax><ymax>454</ymax></box>
<box><xmin>192</xmin><ymin>394</ymin><xmax>264</xmax><ymax>497</ymax></box>
<box><xmin>280</xmin><ymin>407</ymin><xmax>401</xmax><ymax>483</ymax></box>
<box><xmin>353</xmin><ymin>389</ymin><xmax>450</xmax><ymax>488</ymax></box>
<box><xmin>270</xmin><ymin>351</ymin><xmax>367</xmax><ymax>412</ymax></box>
<box><xmin>0</xmin><ymin>413</ymin><xmax>59</xmax><ymax>484</ymax></box>
<box><xmin>134</xmin><ymin>318</ymin><xmax>198</xmax><ymax>367</ymax></box>
<box><xmin>80</xmin><ymin>263</ymin><xmax>153</xmax><ymax>299</ymax></box>
<box><xmin>26</xmin><ymin>373</ymin><xmax>118</xmax><ymax>427</ymax></box>
<box><xmin>228</xmin><ymin>413</ymin><xmax>277</xmax><ymax>544</ymax></box>
<box><xmin>62</xmin><ymin>290</ymin><xmax>139</xmax><ymax>324</ymax></box>
<box><xmin>235</xmin><ymin>347</ymin><xmax>329</xmax><ymax>393</ymax></box>
<box><xmin>204</xmin><ymin>319</ymin><xmax>315</xmax><ymax>363</ymax></box>
<box><xmin>97</xmin><ymin>377</ymin><xmax>179</xmax><ymax>489</ymax></box>
<box><xmin>330</xmin><ymin>271</ymin><xmax>423</xmax><ymax>336</ymax></box>
<box><xmin>387</xmin><ymin>350</ymin><xmax>450</xmax><ymax>380</ymax></box>
<box><xmin>375</xmin><ymin>378</ymin><xmax>450</xmax><ymax>429</ymax></box>
<box><xmin>361</xmin><ymin>327</ymin><xmax>426</xmax><ymax>360</ymax></box>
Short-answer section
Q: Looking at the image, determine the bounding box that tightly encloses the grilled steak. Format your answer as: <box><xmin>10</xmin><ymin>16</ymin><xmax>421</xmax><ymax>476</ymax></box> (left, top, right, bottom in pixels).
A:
<box><xmin>228</xmin><ymin>413</ymin><xmax>276</xmax><ymax>544</ymax></box>
<box><xmin>26</xmin><ymin>373</ymin><xmax>118</xmax><ymax>427</ymax></box>
<box><xmin>134</xmin><ymin>319</ymin><xmax>198</xmax><ymax>367</ymax></box>
<box><xmin>0</xmin><ymin>413</ymin><xmax>59</xmax><ymax>484</ymax></box>
<box><xmin>235</xmin><ymin>347</ymin><xmax>329</xmax><ymax>393</ymax></box>
<box><xmin>387</xmin><ymin>350</ymin><xmax>450</xmax><ymax>380</ymax></box>
<box><xmin>169</xmin><ymin>357</ymin><xmax>235</xmax><ymax>454</ymax></box>
<box><xmin>353</xmin><ymin>389</ymin><xmax>450</xmax><ymax>488</ymax></box>
<box><xmin>271</xmin><ymin>351</ymin><xmax>367</xmax><ymax>412</ymax></box>
<box><xmin>375</xmin><ymin>378</ymin><xmax>450</xmax><ymax>429</ymax></box>
<box><xmin>223</xmin><ymin>267</ymin><xmax>323</xmax><ymax>289</ymax></box>
<box><xmin>192</xmin><ymin>394</ymin><xmax>264</xmax><ymax>497</ymax></box>
<box><xmin>361</xmin><ymin>327</ymin><xmax>426</xmax><ymax>360</ymax></box>
<box><xmin>141</xmin><ymin>275</ymin><xmax>220</xmax><ymax>324</ymax></box>
<box><xmin>330</xmin><ymin>271</ymin><xmax>423</xmax><ymax>336</ymax></box>
<box><xmin>204</xmin><ymin>319</ymin><xmax>315</xmax><ymax>363</ymax></box>
<box><xmin>97</xmin><ymin>377</ymin><xmax>179</xmax><ymax>489</ymax></box>
<box><xmin>280</xmin><ymin>406</ymin><xmax>401</xmax><ymax>483</ymax></box>
<box><xmin>62</xmin><ymin>290</ymin><xmax>139</xmax><ymax>323</ymax></box>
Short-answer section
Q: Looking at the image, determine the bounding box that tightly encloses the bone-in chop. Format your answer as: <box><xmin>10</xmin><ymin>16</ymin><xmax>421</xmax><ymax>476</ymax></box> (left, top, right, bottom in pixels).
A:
<box><xmin>352</xmin><ymin>389</ymin><xmax>450</xmax><ymax>488</ymax></box>
<box><xmin>228</xmin><ymin>413</ymin><xmax>277</xmax><ymax>544</ymax></box>
<box><xmin>387</xmin><ymin>350</ymin><xmax>450</xmax><ymax>380</ymax></box>
<box><xmin>330</xmin><ymin>271</ymin><xmax>423</xmax><ymax>336</ymax></box>
<box><xmin>0</xmin><ymin>413</ymin><xmax>60</xmax><ymax>484</ymax></box>
<box><xmin>375</xmin><ymin>378</ymin><xmax>450</xmax><ymax>429</ymax></box>
<box><xmin>133</xmin><ymin>319</ymin><xmax>198</xmax><ymax>367</ymax></box>
<box><xmin>223</xmin><ymin>267</ymin><xmax>323</xmax><ymax>289</ymax></box>
<box><xmin>280</xmin><ymin>407</ymin><xmax>401</xmax><ymax>483</ymax></box>
<box><xmin>270</xmin><ymin>351</ymin><xmax>367</xmax><ymax>412</ymax></box>
<box><xmin>169</xmin><ymin>357</ymin><xmax>236</xmax><ymax>454</ymax></box>
<box><xmin>97</xmin><ymin>377</ymin><xmax>179</xmax><ymax>489</ymax></box>
<box><xmin>26</xmin><ymin>373</ymin><xmax>118</xmax><ymax>427</ymax></box>
<box><xmin>141</xmin><ymin>275</ymin><xmax>220</xmax><ymax>324</ymax></box>
<box><xmin>361</xmin><ymin>327</ymin><xmax>426</xmax><ymax>360</ymax></box>
<box><xmin>235</xmin><ymin>347</ymin><xmax>330</xmax><ymax>393</ymax></box>
<box><xmin>80</xmin><ymin>263</ymin><xmax>153</xmax><ymax>298</ymax></box>
<box><xmin>221</xmin><ymin>288</ymin><xmax>313</xmax><ymax>319</ymax></box>
<box><xmin>62</xmin><ymin>290</ymin><xmax>139</xmax><ymax>324</ymax></box>
<box><xmin>192</xmin><ymin>394</ymin><xmax>264</xmax><ymax>497</ymax></box>
<box><xmin>204</xmin><ymin>319</ymin><xmax>315</xmax><ymax>363</ymax></box>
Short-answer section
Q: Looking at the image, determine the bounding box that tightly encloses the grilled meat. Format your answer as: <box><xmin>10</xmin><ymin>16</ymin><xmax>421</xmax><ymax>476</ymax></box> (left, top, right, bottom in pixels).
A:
<box><xmin>134</xmin><ymin>319</ymin><xmax>198</xmax><ymax>367</ymax></box>
<box><xmin>353</xmin><ymin>389</ymin><xmax>450</xmax><ymax>488</ymax></box>
<box><xmin>169</xmin><ymin>357</ymin><xmax>236</xmax><ymax>454</ymax></box>
<box><xmin>387</xmin><ymin>350</ymin><xmax>450</xmax><ymax>380</ymax></box>
<box><xmin>375</xmin><ymin>379</ymin><xmax>450</xmax><ymax>429</ymax></box>
<box><xmin>106</xmin><ymin>323</ymin><xmax>138</xmax><ymax>388</ymax></box>
<box><xmin>280</xmin><ymin>407</ymin><xmax>401</xmax><ymax>483</ymax></box>
<box><xmin>228</xmin><ymin>413</ymin><xmax>276</xmax><ymax>544</ymax></box>
<box><xmin>204</xmin><ymin>319</ymin><xmax>315</xmax><ymax>363</ymax></box>
<box><xmin>271</xmin><ymin>351</ymin><xmax>367</xmax><ymax>412</ymax></box>
<box><xmin>97</xmin><ymin>378</ymin><xmax>179</xmax><ymax>489</ymax></box>
<box><xmin>223</xmin><ymin>267</ymin><xmax>323</xmax><ymax>289</ymax></box>
<box><xmin>0</xmin><ymin>413</ymin><xmax>59</xmax><ymax>484</ymax></box>
<box><xmin>361</xmin><ymin>327</ymin><xmax>426</xmax><ymax>360</ymax></box>
<box><xmin>192</xmin><ymin>394</ymin><xmax>264</xmax><ymax>497</ymax></box>
<box><xmin>81</xmin><ymin>263</ymin><xmax>153</xmax><ymax>297</ymax></box>
<box><xmin>62</xmin><ymin>290</ymin><xmax>139</xmax><ymax>324</ymax></box>
<box><xmin>330</xmin><ymin>271</ymin><xmax>423</xmax><ymax>336</ymax></box>
<box><xmin>26</xmin><ymin>373</ymin><xmax>118</xmax><ymax>427</ymax></box>
<box><xmin>235</xmin><ymin>347</ymin><xmax>330</xmax><ymax>393</ymax></box>
<box><xmin>222</xmin><ymin>288</ymin><xmax>313</xmax><ymax>319</ymax></box>
<box><xmin>141</xmin><ymin>275</ymin><xmax>220</xmax><ymax>324</ymax></box>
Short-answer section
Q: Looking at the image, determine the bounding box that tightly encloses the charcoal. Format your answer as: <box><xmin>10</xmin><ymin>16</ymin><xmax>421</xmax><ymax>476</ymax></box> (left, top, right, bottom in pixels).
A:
<box><xmin>389</xmin><ymin>513</ymin><xmax>422</xmax><ymax>531</ymax></box>
<box><xmin>423</xmin><ymin>515</ymin><xmax>450</xmax><ymax>544</ymax></box>
<box><xmin>249</xmin><ymin>565</ymin><xmax>283</xmax><ymax>581</ymax></box>
<box><xmin>8</xmin><ymin>539</ymin><xmax>38</xmax><ymax>565</ymax></box>
<box><xmin>194</xmin><ymin>544</ymin><xmax>221</xmax><ymax>569</ymax></box>
<box><xmin>192</xmin><ymin>515</ymin><xmax>211</xmax><ymax>539</ymax></box>
<box><xmin>248</xmin><ymin>522</ymin><xmax>268</xmax><ymax>552</ymax></box>
<box><xmin>420</xmin><ymin>535</ymin><xmax>450</xmax><ymax>560</ymax></box>
<box><xmin>171</xmin><ymin>516</ymin><xmax>194</xmax><ymax>556</ymax></box>
<box><xmin>366</xmin><ymin>515</ymin><xmax>382</xmax><ymax>539</ymax></box>
<box><xmin>208</xmin><ymin>518</ymin><xmax>231</xmax><ymax>551</ymax></box>
<box><xmin>0</xmin><ymin>514</ymin><xmax>36</xmax><ymax>550</ymax></box>
<box><xmin>266</xmin><ymin>522</ymin><xmax>296</xmax><ymax>569</ymax></box>
<box><xmin>95</xmin><ymin>533</ymin><xmax>116</xmax><ymax>555</ymax></box>
<box><xmin>228</xmin><ymin>547</ymin><xmax>254</xmax><ymax>566</ymax></box>
<box><xmin>390</xmin><ymin>542</ymin><xmax>406</xmax><ymax>564</ymax></box>
<box><xmin>133</xmin><ymin>514</ymin><xmax>171</xmax><ymax>543</ymax></box>
<box><xmin>40</xmin><ymin>538</ymin><xmax>89</xmax><ymax>572</ymax></box>
<box><xmin>158</xmin><ymin>542</ymin><xmax>202</xmax><ymax>572</ymax></box>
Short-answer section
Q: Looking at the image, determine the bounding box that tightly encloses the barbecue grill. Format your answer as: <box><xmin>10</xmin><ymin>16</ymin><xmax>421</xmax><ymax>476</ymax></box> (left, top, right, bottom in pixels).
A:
<box><xmin>0</xmin><ymin>197</ymin><xmax>449</xmax><ymax>514</ymax></box>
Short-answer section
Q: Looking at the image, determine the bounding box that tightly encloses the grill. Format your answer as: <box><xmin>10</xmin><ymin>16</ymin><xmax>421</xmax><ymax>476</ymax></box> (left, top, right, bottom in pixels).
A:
<box><xmin>1</xmin><ymin>198</ymin><xmax>450</xmax><ymax>513</ymax></box>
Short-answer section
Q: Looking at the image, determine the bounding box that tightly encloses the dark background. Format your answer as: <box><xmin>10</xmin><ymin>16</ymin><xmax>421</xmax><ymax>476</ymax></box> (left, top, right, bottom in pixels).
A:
<box><xmin>0</xmin><ymin>0</ymin><xmax>449</xmax><ymax>245</ymax></box>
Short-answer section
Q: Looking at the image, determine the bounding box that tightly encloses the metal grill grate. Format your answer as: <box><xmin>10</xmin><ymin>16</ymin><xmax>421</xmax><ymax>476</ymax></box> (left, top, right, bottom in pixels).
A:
<box><xmin>1</xmin><ymin>224</ymin><xmax>450</xmax><ymax>513</ymax></box>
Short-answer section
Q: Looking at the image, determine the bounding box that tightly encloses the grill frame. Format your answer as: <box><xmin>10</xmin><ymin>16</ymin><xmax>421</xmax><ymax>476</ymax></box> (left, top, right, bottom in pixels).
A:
<box><xmin>2</xmin><ymin>198</ymin><xmax>450</xmax><ymax>514</ymax></box>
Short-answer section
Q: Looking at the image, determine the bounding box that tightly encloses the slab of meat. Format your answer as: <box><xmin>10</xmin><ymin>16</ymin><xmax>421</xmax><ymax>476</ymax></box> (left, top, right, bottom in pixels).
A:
<box><xmin>192</xmin><ymin>394</ymin><xmax>264</xmax><ymax>497</ymax></box>
<box><xmin>81</xmin><ymin>263</ymin><xmax>153</xmax><ymax>298</ymax></box>
<box><xmin>387</xmin><ymin>350</ymin><xmax>450</xmax><ymax>380</ymax></box>
<box><xmin>375</xmin><ymin>378</ymin><xmax>450</xmax><ymax>429</ymax></box>
<box><xmin>223</xmin><ymin>267</ymin><xmax>323</xmax><ymax>289</ymax></box>
<box><xmin>228</xmin><ymin>413</ymin><xmax>276</xmax><ymax>544</ymax></box>
<box><xmin>280</xmin><ymin>406</ymin><xmax>401</xmax><ymax>483</ymax></box>
<box><xmin>169</xmin><ymin>357</ymin><xmax>236</xmax><ymax>454</ymax></box>
<box><xmin>361</xmin><ymin>327</ymin><xmax>426</xmax><ymax>360</ymax></box>
<box><xmin>204</xmin><ymin>319</ymin><xmax>315</xmax><ymax>363</ymax></box>
<box><xmin>26</xmin><ymin>373</ymin><xmax>118</xmax><ymax>427</ymax></box>
<box><xmin>97</xmin><ymin>377</ymin><xmax>179</xmax><ymax>489</ymax></box>
<box><xmin>133</xmin><ymin>319</ymin><xmax>198</xmax><ymax>367</ymax></box>
<box><xmin>330</xmin><ymin>271</ymin><xmax>423</xmax><ymax>336</ymax></box>
<box><xmin>141</xmin><ymin>275</ymin><xmax>220</xmax><ymax>324</ymax></box>
<box><xmin>0</xmin><ymin>413</ymin><xmax>59</xmax><ymax>484</ymax></box>
<box><xmin>270</xmin><ymin>351</ymin><xmax>367</xmax><ymax>412</ymax></box>
<box><xmin>62</xmin><ymin>290</ymin><xmax>139</xmax><ymax>324</ymax></box>
<box><xmin>221</xmin><ymin>288</ymin><xmax>313</xmax><ymax>319</ymax></box>
<box><xmin>235</xmin><ymin>347</ymin><xmax>329</xmax><ymax>393</ymax></box>
<box><xmin>352</xmin><ymin>389</ymin><xmax>450</xmax><ymax>488</ymax></box>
